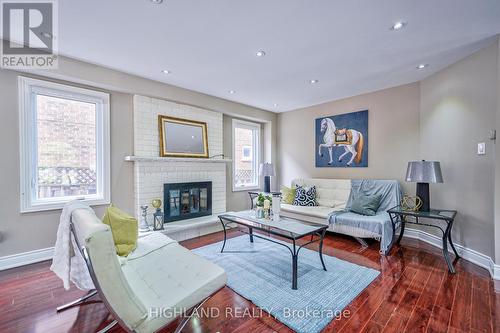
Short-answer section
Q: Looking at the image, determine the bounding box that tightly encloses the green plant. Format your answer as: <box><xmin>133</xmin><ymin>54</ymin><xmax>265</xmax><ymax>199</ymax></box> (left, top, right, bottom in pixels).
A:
<box><xmin>256</xmin><ymin>193</ymin><xmax>272</xmax><ymax>207</ymax></box>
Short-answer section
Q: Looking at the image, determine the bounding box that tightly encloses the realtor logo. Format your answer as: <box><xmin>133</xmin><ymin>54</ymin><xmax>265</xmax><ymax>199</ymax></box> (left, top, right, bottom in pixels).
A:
<box><xmin>1</xmin><ymin>0</ymin><xmax>58</xmax><ymax>69</ymax></box>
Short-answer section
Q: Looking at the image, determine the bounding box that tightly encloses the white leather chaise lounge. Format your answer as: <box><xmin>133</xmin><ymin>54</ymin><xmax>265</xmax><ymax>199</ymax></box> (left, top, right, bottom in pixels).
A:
<box><xmin>70</xmin><ymin>207</ymin><xmax>227</xmax><ymax>333</ymax></box>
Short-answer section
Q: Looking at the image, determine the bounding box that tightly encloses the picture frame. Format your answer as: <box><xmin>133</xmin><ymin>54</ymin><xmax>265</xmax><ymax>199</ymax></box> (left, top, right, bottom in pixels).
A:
<box><xmin>158</xmin><ymin>115</ymin><xmax>209</xmax><ymax>158</ymax></box>
<box><xmin>315</xmin><ymin>109</ymin><xmax>368</xmax><ymax>167</ymax></box>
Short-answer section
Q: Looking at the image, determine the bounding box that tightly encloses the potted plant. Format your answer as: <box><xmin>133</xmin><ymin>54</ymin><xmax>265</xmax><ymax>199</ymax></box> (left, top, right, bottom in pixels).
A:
<box><xmin>255</xmin><ymin>193</ymin><xmax>272</xmax><ymax>218</ymax></box>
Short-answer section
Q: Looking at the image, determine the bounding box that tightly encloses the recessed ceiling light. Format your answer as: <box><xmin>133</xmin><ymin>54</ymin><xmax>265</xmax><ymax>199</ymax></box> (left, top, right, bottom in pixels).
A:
<box><xmin>309</xmin><ymin>79</ymin><xmax>319</xmax><ymax>84</ymax></box>
<box><xmin>256</xmin><ymin>50</ymin><xmax>266</xmax><ymax>57</ymax></box>
<box><xmin>391</xmin><ymin>21</ymin><xmax>406</xmax><ymax>30</ymax></box>
<box><xmin>229</xmin><ymin>90</ymin><xmax>236</xmax><ymax>94</ymax></box>
<box><xmin>417</xmin><ymin>64</ymin><xmax>428</xmax><ymax>70</ymax></box>
<box><xmin>150</xmin><ymin>0</ymin><xmax>163</xmax><ymax>4</ymax></box>
<box><xmin>161</xmin><ymin>69</ymin><xmax>171</xmax><ymax>74</ymax></box>
<box><xmin>273</xmin><ymin>103</ymin><xmax>279</xmax><ymax>107</ymax></box>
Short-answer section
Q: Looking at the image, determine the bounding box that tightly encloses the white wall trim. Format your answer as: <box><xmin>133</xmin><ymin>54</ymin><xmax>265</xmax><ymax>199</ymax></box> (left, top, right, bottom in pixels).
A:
<box><xmin>1</xmin><ymin>228</ymin><xmax>499</xmax><ymax>280</ymax></box>
<box><xmin>492</xmin><ymin>263</ymin><xmax>500</xmax><ymax>280</ymax></box>
<box><xmin>0</xmin><ymin>247</ymin><xmax>54</xmax><ymax>271</ymax></box>
<box><xmin>404</xmin><ymin>228</ymin><xmax>498</xmax><ymax>279</ymax></box>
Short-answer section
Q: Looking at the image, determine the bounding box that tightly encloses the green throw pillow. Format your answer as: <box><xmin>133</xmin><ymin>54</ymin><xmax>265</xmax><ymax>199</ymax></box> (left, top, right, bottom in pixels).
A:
<box><xmin>102</xmin><ymin>205</ymin><xmax>138</xmax><ymax>256</ymax></box>
<box><xmin>281</xmin><ymin>186</ymin><xmax>296</xmax><ymax>204</ymax></box>
<box><xmin>350</xmin><ymin>194</ymin><xmax>382</xmax><ymax>216</ymax></box>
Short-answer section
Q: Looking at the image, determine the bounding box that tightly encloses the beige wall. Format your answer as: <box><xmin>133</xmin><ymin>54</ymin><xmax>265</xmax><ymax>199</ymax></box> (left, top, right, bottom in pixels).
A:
<box><xmin>278</xmin><ymin>39</ymin><xmax>500</xmax><ymax>260</ymax></box>
<box><xmin>277</xmin><ymin>82</ymin><xmax>421</xmax><ymax>195</ymax></box>
<box><xmin>420</xmin><ymin>39</ymin><xmax>498</xmax><ymax>258</ymax></box>
<box><xmin>496</xmin><ymin>38</ymin><xmax>500</xmax><ymax>263</ymax></box>
<box><xmin>0</xmin><ymin>55</ymin><xmax>276</xmax><ymax>258</ymax></box>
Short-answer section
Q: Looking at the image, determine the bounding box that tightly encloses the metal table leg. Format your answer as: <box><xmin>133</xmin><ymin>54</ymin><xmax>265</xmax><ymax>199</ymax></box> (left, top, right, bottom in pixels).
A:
<box><xmin>319</xmin><ymin>229</ymin><xmax>327</xmax><ymax>271</ymax></box>
<box><xmin>396</xmin><ymin>214</ymin><xmax>406</xmax><ymax>244</ymax></box>
<box><xmin>442</xmin><ymin>222</ymin><xmax>456</xmax><ymax>274</ymax></box>
<box><xmin>249</xmin><ymin>227</ymin><xmax>254</xmax><ymax>243</ymax></box>
<box><xmin>292</xmin><ymin>240</ymin><xmax>298</xmax><ymax>290</ymax></box>
<box><xmin>219</xmin><ymin>218</ymin><xmax>227</xmax><ymax>253</ymax></box>
<box><xmin>447</xmin><ymin>220</ymin><xmax>460</xmax><ymax>259</ymax></box>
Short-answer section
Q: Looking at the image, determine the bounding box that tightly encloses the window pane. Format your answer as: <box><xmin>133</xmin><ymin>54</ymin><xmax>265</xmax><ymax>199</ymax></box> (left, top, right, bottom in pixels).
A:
<box><xmin>234</xmin><ymin>127</ymin><xmax>255</xmax><ymax>187</ymax></box>
<box><xmin>36</xmin><ymin>94</ymin><xmax>97</xmax><ymax>199</ymax></box>
<box><xmin>241</xmin><ymin>146</ymin><xmax>252</xmax><ymax>161</ymax></box>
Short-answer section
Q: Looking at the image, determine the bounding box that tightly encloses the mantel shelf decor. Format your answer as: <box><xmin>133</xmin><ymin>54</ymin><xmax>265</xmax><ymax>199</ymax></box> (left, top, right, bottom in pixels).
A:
<box><xmin>124</xmin><ymin>156</ymin><xmax>232</xmax><ymax>163</ymax></box>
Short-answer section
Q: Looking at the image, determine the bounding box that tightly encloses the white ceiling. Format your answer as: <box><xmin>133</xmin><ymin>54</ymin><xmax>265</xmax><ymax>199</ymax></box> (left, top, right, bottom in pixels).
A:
<box><xmin>56</xmin><ymin>1</ymin><xmax>500</xmax><ymax>111</ymax></box>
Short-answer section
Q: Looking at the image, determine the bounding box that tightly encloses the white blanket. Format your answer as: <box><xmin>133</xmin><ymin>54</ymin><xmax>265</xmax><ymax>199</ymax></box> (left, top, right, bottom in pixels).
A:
<box><xmin>50</xmin><ymin>201</ymin><xmax>95</xmax><ymax>291</ymax></box>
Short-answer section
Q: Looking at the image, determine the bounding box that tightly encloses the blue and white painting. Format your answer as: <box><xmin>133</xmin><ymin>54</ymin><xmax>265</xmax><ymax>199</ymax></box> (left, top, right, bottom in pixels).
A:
<box><xmin>316</xmin><ymin>110</ymin><xmax>368</xmax><ymax>167</ymax></box>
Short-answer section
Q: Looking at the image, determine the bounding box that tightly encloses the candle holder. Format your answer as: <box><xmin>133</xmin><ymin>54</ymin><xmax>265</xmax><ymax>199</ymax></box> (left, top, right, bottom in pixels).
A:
<box><xmin>152</xmin><ymin>199</ymin><xmax>164</xmax><ymax>230</ymax></box>
<box><xmin>139</xmin><ymin>205</ymin><xmax>150</xmax><ymax>232</ymax></box>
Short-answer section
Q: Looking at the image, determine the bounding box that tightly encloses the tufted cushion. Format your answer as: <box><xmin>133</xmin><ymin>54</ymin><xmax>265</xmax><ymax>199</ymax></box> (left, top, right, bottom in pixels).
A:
<box><xmin>292</xmin><ymin>185</ymin><xmax>317</xmax><ymax>206</ymax></box>
<box><xmin>123</xmin><ymin>240</ymin><xmax>227</xmax><ymax>333</ymax></box>
<box><xmin>281</xmin><ymin>203</ymin><xmax>335</xmax><ymax>219</ymax></box>
<box><xmin>292</xmin><ymin>178</ymin><xmax>351</xmax><ymax>207</ymax></box>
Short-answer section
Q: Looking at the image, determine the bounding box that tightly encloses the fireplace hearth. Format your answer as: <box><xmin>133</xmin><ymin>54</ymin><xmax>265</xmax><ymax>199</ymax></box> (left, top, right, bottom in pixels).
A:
<box><xmin>164</xmin><ymin>181</ymin><xmax>212</xmax><ymax>222</ymax></box>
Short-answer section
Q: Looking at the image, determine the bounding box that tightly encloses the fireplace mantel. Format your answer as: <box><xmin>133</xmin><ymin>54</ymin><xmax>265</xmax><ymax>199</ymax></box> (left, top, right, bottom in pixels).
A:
<box><xmin>131</xmin><ymin>95</ymin><xmax>227</xmax><ymax>242</ymax></box>
<box><xmin>124</xmin><ymin>155</ymin><xmax>232</xmax><ymax>163</ymax></box>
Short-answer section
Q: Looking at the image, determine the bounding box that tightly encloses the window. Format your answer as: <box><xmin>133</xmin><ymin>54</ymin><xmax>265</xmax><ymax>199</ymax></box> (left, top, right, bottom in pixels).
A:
<box><xmin>232</xmin><ymin>119</ymin><xmax>260</xmax><ymax>191</ymax></box>
<box><xmin>241</xmin><ymin>145</ymin><xmax>252</xmax><ymax>161</ymax></box>
<box><xmin>19</xmin><ymin>77</ymin><xmax>110</xmax><ymax>212</ymax></box>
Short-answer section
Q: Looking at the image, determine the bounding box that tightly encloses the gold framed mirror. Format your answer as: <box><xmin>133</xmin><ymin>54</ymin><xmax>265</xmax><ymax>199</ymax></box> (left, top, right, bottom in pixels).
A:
<box><xmin>158</xmin><ymin>115</ymin><xmax>209</xmax><ymax>158</ymax></box>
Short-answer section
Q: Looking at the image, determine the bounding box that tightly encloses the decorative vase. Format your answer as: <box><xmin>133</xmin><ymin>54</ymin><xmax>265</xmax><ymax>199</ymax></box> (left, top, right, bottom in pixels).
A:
<box><xmin>255</xmin><ymin>207</ymin><xmax>265</xmax><ymax>219</ymax></box>
<box><xmin>272</xmin><ymin>196</ymin><xmax>281</xmax><ymax>217</ymax></box>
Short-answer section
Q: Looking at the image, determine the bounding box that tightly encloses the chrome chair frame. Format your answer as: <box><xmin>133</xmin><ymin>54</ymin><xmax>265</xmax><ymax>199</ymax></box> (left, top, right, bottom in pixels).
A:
<box><xmin>56</xmin><ymin>215</ymin><xmax>221</xmax><ymax>333</ymax></box>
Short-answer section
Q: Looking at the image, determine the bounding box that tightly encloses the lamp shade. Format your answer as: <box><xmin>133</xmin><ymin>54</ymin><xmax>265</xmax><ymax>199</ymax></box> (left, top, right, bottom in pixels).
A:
<box><xmin>406</xmin><ymin>160</ymin><xmax>443</xmax><ymax>183</ymax></box>
<box><xmin>259</xmin><ymin>163</ymin><xmax>276</xmax><ymax>177</ymax></box>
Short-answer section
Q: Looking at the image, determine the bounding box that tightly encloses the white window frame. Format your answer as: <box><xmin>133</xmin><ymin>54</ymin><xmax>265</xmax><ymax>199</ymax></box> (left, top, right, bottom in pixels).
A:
<box><xmin>232</xmin><ymin>119</ymin><xmax>260</xmax><ymax>192</ymax></box>
<box><xmin>19</xmin><ymin>77</ymin><xmax>111</xmax><ymax>213</ymax></box>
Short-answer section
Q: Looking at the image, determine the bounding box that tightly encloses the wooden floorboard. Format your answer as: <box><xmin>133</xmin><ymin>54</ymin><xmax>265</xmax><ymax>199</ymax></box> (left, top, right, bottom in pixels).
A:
<box><xmin>0</xmin><ymin>229</ymin><xmax>497</xmax><ymax>333</ymax></box>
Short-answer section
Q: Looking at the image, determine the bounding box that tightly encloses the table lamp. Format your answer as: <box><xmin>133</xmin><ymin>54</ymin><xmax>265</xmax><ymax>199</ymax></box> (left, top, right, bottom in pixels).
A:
<box><xmin>259</xmin><ymin>163</ymin><xmax>275</xmax><ymax>193</ymax></box>
<box><xmin>405</xmin><ymin>160</ymin><xmax>443</xmax><ymax>211</ymax></box>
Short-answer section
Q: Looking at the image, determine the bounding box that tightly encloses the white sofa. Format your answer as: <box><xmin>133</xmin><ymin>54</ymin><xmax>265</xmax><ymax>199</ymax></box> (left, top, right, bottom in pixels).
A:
<box><xmin>70</xmin><ymin>207</ymin><xmax>227</xmax><ymax>333</ymax></box>
<box><xmin>281</xmin><ymin>178</ymin><xmax>383</xmax><ymax>243</ymax></box>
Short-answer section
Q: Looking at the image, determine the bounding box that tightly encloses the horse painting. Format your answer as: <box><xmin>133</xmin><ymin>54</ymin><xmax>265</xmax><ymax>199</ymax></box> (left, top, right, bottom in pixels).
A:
<box><xmin>315</xmin><ymin>110</ymin><xmax>368</xmax><ymax>167</ymax></box>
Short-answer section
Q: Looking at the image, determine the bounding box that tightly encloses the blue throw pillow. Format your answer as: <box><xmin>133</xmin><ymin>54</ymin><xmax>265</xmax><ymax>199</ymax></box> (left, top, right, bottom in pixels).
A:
<box><xmin>292</xmin><ymin>185</ymin><xmax>317</xmax><ymax>206</ymax></box>
<box><xmin>350</xmin><ymin>193</ymin><xmax>382</xmax><ymax>216</ymax></box>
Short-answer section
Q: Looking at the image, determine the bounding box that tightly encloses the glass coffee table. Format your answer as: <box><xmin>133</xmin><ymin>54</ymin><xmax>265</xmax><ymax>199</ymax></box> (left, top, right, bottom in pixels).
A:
<box><xmin>218</xmin><ymin>211</ymin><xmax>328</xmax><ymax>290</ymax></box>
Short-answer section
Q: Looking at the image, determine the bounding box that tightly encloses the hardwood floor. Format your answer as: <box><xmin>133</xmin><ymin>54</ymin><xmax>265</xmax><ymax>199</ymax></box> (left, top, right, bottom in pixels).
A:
<box><xmin>1</xmin><ymin>228</ymin><xmax>498</xmax><ymax>333</ymax></box>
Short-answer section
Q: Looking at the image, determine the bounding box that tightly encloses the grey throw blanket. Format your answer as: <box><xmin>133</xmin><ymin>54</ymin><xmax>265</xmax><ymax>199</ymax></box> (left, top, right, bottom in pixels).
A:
<box><xmin>329</xmin><ymin>180</ymin><xmax>402</xmax><ymax>254</ymax></box>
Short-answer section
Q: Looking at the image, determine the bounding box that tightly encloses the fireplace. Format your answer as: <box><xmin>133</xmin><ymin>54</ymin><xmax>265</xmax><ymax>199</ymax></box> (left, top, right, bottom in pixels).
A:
<box><xmin>163</xmin><ymin>181</ymin><xmax>212</xmax><ymax>222</ymax></box>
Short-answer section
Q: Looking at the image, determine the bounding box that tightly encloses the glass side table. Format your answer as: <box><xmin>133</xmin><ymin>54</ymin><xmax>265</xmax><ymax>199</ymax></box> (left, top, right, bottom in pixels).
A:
<box><xmin>387</xmin><ymin>206</ymin><xmax>459</xmax><ymax>273</ymax></box>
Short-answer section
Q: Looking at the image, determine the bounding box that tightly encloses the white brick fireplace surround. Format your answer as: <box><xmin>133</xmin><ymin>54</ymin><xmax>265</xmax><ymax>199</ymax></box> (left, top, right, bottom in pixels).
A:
<box><xmin>125</xmin><ymin>95</ymin><xmax>232</xmax><ymax>241</ymax></box>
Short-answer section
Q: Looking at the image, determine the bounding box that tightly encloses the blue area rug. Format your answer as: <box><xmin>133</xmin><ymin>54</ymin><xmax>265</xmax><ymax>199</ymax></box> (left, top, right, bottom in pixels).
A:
<box><xmin>193</xmin><ymin>235</ymin><xmax>380</xmax><ymax>333</ymax></box>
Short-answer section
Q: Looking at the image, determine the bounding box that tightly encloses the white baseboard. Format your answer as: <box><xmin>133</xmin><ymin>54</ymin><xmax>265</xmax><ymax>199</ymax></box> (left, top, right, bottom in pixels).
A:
<box><xmin>404</xmin><ymin>228</ymin><xmax>498</xmax><ymax>279</ymax></box>
<box><xmin>0</xmin><ymin>247</ymin><xmax>54</xmax><ymax>271</ymax></box>
<box><xmin>492</xmin><ymin>263</ymin><xmax>500</xmax><ymax>280</ymax></box>
<box><xmin>1</xmin><ymin>228</ymin><xmax>499</xmax><ymax>280</ymax></box>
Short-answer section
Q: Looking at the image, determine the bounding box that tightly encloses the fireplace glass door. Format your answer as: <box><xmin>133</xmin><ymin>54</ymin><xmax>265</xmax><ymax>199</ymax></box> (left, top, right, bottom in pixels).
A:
<box><xmin>164</xmin><ymin>182</ymin><xmax>212</xmax><ymax>222</ymax></box>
